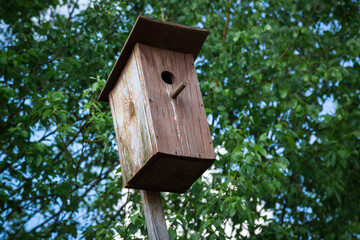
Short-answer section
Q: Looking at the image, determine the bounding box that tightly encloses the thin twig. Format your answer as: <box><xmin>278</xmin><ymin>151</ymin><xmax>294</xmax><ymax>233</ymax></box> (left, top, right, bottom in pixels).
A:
<box><xmin>222</xmin><ymin>0</ymin><xmax>233</xmax><ymax>41</ymax></box>
<box><xmin>280</xmin><ymin>45</ymin><xmax>291</xmax><ymax>59</ymax></box>
<box><xmin>68</xmin><ymin>0</ymin><xmax>79</xmax><ymax>22</ymax></box>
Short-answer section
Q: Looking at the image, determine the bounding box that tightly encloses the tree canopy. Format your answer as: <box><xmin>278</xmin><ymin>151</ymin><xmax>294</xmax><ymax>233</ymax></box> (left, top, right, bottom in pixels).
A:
<box><xmin>1</xmin><ymin>0</ymin><xmax>359</xmax><ymax>239</ymax></box>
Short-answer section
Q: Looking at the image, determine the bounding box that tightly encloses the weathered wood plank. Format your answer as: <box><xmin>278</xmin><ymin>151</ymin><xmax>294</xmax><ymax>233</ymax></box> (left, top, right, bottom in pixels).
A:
<box><xmin>140</xmin><ymin>190</ymin><xmax>169</xmax><ymax>240</ymax></box>
<box><xmin>108</xmin><ymin>43</ymin><xmax>215</xmax><ymax>193</ymax></box>
<box><xmin>134</xmin><ymin>43</ymin><xmax>215</xmax><ymax>159</ymax></box>
<box><xmin>109</xmin><ymin>50</ymin><xmax>155</xmax><ymax>184</ymax></box>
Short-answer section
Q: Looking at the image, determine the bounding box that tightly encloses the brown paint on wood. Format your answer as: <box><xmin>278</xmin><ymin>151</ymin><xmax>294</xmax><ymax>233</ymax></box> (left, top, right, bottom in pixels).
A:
<box><xmin>108</xmin><ymin>43</ymin><xmax>215</xmax><ymax>193</ymax></box>
<box><xmin>140</xmin><ymin>190</ymin><xmax>169</xmax><ymax>240</ymax></box>
<box><xmin>128</xmin><ymin>153</ymin><xmax>213</xmax><ymax>193</ymax></box>
<box><xmin>134</xmin><ymin>43</ymin><xmax>215</xmax><ymax>159</ymax></box>
<box><xmin>99</xmin><ymin>16</ymin><xmax>209</xmax><ymax>102</ymax></box>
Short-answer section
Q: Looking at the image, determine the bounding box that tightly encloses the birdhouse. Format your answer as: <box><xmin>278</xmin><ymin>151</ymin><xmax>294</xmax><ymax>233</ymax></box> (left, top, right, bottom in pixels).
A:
<box><xmin>99</xmin><ymin>16</ymin><xmax>215</xmax><ymax>193</ymax></box>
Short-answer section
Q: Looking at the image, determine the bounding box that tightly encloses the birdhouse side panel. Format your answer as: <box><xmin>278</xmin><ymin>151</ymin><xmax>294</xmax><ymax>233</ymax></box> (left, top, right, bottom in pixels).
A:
<box><xmin>134</xmin><ymin>43</ymin><xmax>215</xmax><ymax>160</ymax></box>
<box><xmin>109</xmin><ymin>51</ymin><xmax>155</xmax><ymax>184</ymax></box>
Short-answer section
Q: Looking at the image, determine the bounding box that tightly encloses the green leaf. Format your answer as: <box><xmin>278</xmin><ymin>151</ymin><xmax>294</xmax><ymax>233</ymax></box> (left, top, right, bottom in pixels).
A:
<box><xmin>169</xmin><ymin>229</ymin><xmax>177</xmax><ymax>240</ymax></box>
<box><xmin>259</xmin><ymin>133</ymin><xmax>267</xmax><ymax>142</ymax></box>
<box><xmin>230</xmin><ymin>208</ymin><xmax>236</xmax><ymax>217</ymax></box>
<box><xmin>265</xmin><ymin>24</ymin><xmax>272</xmax><ymax>31</ymax></box>
<box><xmin>97</xmin><ymin>229</ymin><xmax>105</xmax><ymax>236</ymax></box>
<box><xmin>303</xmin><ymin>74</ymin><xmax>309</xmax><ymax>82</ymax></box>
<box><xmin>235</xmin><ymin>87</ymin><xmax>244</xmax><ymax>96</ymax></box>
<box><xmin>42</xmin><ymin>109</ymin><xmax>52</xmax><ymax>120</ymax></box>
<box><xmin>58</xmin><ymin>111</ymin><xmax>67</xmax><ymax>121</ymax></box>
<box><xmin>129</xmin><ymin>223</ymin><xmax>137</xmax><ymax>234</ymax></box>
<box><xmin>233</xmin><ymin>31</ymin><xmax>241</xmax><ymax>42</ymax></box>
<box><xmin>249</xmin><ymin>116</ymin><xmax>254</xmax><ymax>123</ymax></box>
<box><xmin>280</xmin><ymin>89</ymin><xmax>288</xmax><ymax>99</ymax></box>
<box><xmin>51</xmin><ymin>91</ymin><xmax>63</xmax><ymax>101</ymax></box>
<box><xmin>0</xmin><ymin>53</ymin><xmax>6</xmax><ymax>64</ymax></box>
<box><xmin>34</xmin><ymin>155</ymin><xmax>42</xmax><ymax>167</ymax></box>
<box><xmin>217</xmin><ymin>105</ymin><xmax>226</xmax><ymax>111</ymax></box>
<box><xmin>20</xmin><ymin>130</ymin><xmax>29</xmax><ymax>138</ymax></box>
<box><xmin>337</xmin><ymin>150</ymin><xmax>350</xmax><ymax>159</ymax></box>
<box><xmin>205</xmin><ymin>107</ymin><xmax>212</xmax><ymax>114</ymax></box>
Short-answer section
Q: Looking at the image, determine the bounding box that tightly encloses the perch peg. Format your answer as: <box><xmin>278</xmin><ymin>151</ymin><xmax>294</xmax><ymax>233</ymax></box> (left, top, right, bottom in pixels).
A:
<box><xmin>171</xmin><ymin>82</ymin><xmax>187</xmax><ymax>99</ymax></box>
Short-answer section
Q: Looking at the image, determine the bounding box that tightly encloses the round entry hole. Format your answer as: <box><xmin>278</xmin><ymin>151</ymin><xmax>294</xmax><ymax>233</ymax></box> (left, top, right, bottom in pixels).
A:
<box><xmin>161</xmin><ymin>71</ymin><xmax>174</xmax><ymax>84</ymax></box>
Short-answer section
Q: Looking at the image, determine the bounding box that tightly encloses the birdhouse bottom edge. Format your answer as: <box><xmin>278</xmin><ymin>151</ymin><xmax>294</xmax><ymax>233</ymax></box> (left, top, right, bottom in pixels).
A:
<box><xmin>124</xmin><ymin>152</ymin><xmax>215</xmax><ymax>193</ymax></box>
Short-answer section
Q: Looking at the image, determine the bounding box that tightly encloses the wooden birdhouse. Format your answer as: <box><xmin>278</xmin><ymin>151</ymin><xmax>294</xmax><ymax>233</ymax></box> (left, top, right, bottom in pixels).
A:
<box><xmin>99</xmin><ymin>16</ymin><xmax>215</xmax><ymax>193</ymax></box>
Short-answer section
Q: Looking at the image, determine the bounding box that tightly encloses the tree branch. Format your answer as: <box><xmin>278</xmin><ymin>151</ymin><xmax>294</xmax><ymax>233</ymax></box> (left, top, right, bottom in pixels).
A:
<box><xmin>222</xmin><ymin>0</ymin><xmax>233</xmax><ymax>41</ymax></box>
<box><xmin>279</xmin><ymin>45</ymin><xmax>290</xmax><ymax>59</ymax></box>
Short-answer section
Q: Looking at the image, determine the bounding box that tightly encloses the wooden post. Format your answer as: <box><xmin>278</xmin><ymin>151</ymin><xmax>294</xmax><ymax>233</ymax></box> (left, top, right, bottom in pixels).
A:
<box><xmin>140</xmin><ymin>190</ymin><xmax>169</xmax><ymax>240</ymax></box>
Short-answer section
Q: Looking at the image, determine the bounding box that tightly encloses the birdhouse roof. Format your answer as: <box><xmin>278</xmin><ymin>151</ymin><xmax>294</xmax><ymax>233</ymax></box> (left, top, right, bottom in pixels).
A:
<box><xmin>98</xmin><ymin>16</ymin><xmax>209</xmax><ymax>102</ymax></box>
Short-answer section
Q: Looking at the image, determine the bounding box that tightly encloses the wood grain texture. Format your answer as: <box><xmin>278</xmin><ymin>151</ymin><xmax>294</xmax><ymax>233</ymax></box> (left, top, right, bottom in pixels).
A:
<box><xmin>99</xmin><ymin>16</ymin><xmax>209</xmax><ymax>102</ymax></box>
<box><xmin>134</xmin><ymin>43</ymin><xmax>215</xmax><ymax>160</ymax></box>
<box><xmin>109</xmin><ymin>50</ymin><xmax>155</xmax><ymax>184</ymax></box>
<box><xmin>140</xmin><ymin>190</ymin><xmax>169</xmax><ymax>240</ymax></box>
<box><xmin>108</xmin><ymin>44</ymin><xmax>215</xmax><ymax>193</ymax></box>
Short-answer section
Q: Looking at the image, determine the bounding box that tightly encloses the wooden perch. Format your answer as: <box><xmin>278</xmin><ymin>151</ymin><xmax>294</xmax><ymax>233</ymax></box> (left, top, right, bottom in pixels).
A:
<box><xmin>171</xmin><ymin>82</ymin><xmax>187</xmax><ymax>98</ymax></box>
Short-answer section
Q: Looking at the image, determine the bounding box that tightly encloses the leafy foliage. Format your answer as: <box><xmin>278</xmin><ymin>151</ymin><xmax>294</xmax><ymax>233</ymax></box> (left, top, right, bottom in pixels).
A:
<box><xmin>1</xmin><ymin>0</ymin><xmax>359</xmax><ymax>239</ymax></box>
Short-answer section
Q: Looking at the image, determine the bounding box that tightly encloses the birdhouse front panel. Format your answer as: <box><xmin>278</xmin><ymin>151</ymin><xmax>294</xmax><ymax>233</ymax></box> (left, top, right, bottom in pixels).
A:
<box><xmin>134</xmin><ymin>43</ymin><xmax>215</xmax><ymax>159</ymax></box>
